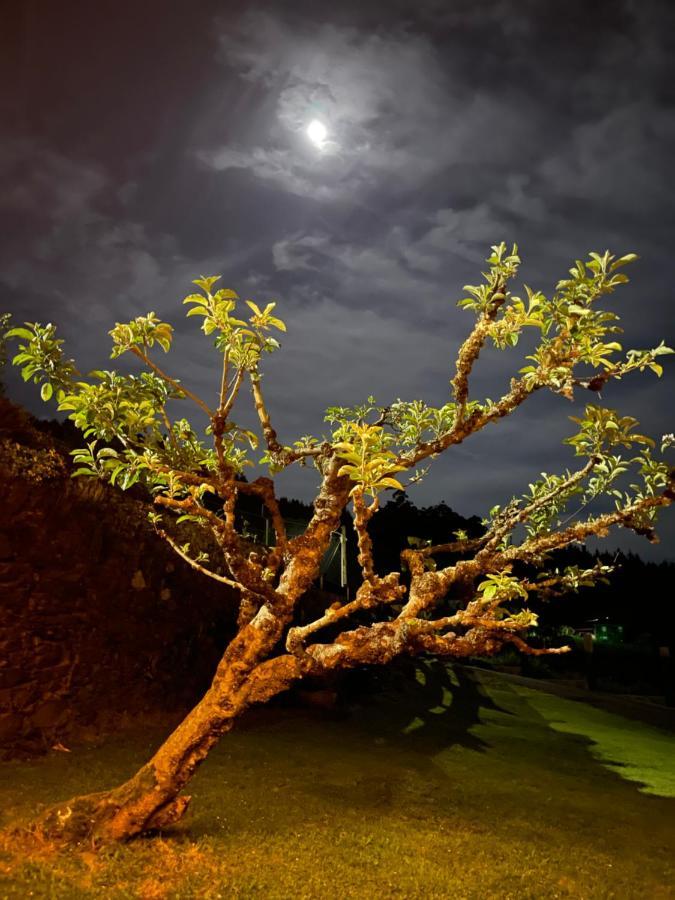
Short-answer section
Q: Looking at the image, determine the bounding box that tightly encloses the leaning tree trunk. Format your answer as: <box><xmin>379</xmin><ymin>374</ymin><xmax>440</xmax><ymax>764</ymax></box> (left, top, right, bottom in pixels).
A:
<box><xmin>28</xmin><ymin>464</ymin><xmax>351</xmax><ymax>845</ymax></box>
<box><xmin>32</xmin><ymin>611</ymin><xmax>302</xmax><ymax>845</ymax></box>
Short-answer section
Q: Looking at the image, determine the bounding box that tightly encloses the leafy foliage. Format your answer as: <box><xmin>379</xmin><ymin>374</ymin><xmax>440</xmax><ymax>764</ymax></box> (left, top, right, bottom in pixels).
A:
<box><xmin>389</xmin><ymin>399</ymin><xmax>458</xmax><ymax>447</ymax></box>
<box><xmin>6</xmin><ymin>322</ymin><xmax>78</xmax><ymax>402</ymax></box>
<box><xmin>3</xmin><ymin>245</ymin><xmax>673</xmax><ymax>663</ymax></box>
<box><xmin>183</xmin><ymin>277</ymin><xmax>285</xmax><ymax>371</ymax></box>
<box><xmin>458</xmin><ymin>242</ymin><xmax>522</xmax><ymax>314</ymax></box>
<box><xmin>110</xmin><ymin>312</ymin><xmax>174</xmax><ymax>358</ymax></box>
<box><xmin>334</xmin><ymin>423</ymin><xmax>406</xmax><ymax>498</ymax></box>
<box><xmin>457</xmin><ymin>247</ymin><xmax>674</xmax><ymax>400</ymax></box>
<box><xmin>565</xmin><ymin>405</ymin><xmax>655</xmax><ymax>456</ymax></box>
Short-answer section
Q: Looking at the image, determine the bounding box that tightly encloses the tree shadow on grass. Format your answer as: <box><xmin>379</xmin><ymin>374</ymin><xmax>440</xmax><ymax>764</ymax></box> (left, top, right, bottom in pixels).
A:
<box><xmin>514</xmin><ymin>684</ymin><xmax>675</xmax><ymax>798</ymax></box>
<box><xmin>343</xmin><ymin>658</ymin><xmax>512</xmax><ymax>756</ymax></box>
<box><xmin>242</xmin><ymin>661</ymin><xmax>518</xmax><ymax>825</ymax></box>
<box><xmin>181</xmin><ymin>661</ymin><xmax>504</xmax><ymax>836</ymax></box>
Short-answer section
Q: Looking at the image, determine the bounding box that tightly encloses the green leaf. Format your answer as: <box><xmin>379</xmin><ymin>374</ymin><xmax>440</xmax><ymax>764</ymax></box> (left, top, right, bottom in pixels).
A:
<box><xmin>193</xmin><ymin>276</ymin><xmax>221</xmax><ymax>292</ymax></box>
<box><xmin>337</xmin><ymin>464</ymin><xmax>358</xmax><ymax>479</ymax></box>
<box><xmin>378</xmin><ymin>477</ymin><xmax>404</xmax><ymax>490</ymax></box>
<box><xmin>213</xmin><ymin>288</ymin><xmax>239</xmax><ymax>301</ymax></box>
<box><xmin>610</xmin><ymin>253</ymin><xmax>638</xmax><ymax>270</ymax></box>
<box><xmin>110</xmin><ymin>465</ymin><xmax>125</xmax><ymax>486</ymax></box>
<box><xmin>6</xmin><ymin>327</ymin><xmax>35</xmax><ymax>341</ymax></box>
<box><xmin>40</xmin><ymin>382</ymin><xmax>53</xmax><ymax>402</ymax></box>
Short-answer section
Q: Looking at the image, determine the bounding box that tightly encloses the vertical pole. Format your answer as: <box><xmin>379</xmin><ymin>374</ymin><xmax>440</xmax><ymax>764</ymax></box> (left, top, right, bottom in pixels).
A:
<box><xmin>264</xmin><ymin>517</ymin><xmax>270</xmax><ymax>547</ymax></box>
<box><xmin>583</xmin><ymin>631</ymin><xmax>596</xmax><ymax>691</ymax></box>
<box><xmin>340</xmin><ymin>525</ymin><xmax>347</xmax><ymax>591</ymax></box>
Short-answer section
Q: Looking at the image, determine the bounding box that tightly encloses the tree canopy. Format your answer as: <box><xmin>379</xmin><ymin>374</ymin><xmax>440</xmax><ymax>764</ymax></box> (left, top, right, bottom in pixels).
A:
<box><xmin>4</xmin><ymin>245</ymin><xmax>672</xmax><ymax>620</ymax></box>
<box><xmin>3</xmin><ymin>243</ymin><xmax>674</xmax><ymax>843</ymax></box>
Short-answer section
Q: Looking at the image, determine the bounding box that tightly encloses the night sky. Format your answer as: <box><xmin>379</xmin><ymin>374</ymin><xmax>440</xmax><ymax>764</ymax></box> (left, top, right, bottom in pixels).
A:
<box><xmin>2</xmin><ymin>1</ymin><xmax>674</xmax><ymax>559</ymax></box>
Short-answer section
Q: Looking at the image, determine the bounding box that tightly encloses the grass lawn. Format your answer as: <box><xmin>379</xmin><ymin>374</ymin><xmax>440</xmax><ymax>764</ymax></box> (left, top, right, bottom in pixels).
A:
<box><xmin>0</xmin><ymin>663</ymin><xmax>674</xmax><ymax>899</ymax></box>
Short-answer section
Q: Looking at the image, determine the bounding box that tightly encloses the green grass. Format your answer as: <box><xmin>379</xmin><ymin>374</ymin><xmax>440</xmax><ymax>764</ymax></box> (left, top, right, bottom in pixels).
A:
<box><xmin>1</xmin><ymin>664</ymin><xmax>674</xmax><ymax>899</ymax></box>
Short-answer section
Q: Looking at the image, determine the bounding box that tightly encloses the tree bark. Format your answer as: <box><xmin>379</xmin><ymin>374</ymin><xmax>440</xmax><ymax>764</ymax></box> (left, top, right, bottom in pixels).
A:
<box><xmin>33</xmin><ymin>617</ymin><xmax>302</xmax><ymax>844</ymax></box>
<box><xmin>31</xmin><ymin>463</ymin><xmax>351</xmax><ymax>845</ymax></box>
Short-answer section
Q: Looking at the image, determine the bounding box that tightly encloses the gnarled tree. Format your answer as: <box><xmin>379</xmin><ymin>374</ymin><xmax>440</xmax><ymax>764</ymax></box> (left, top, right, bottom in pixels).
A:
<box><xmin>4</xmin><ymin>244</ymin><xmax>673</xmax><ymax>844</ymax></box>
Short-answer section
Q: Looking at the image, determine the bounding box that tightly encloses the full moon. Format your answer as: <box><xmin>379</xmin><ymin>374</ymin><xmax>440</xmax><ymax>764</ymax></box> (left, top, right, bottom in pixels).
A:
<box><xmin>306</xmin><ymin>119</ymin><xmax>328</xmax><ymax>148</ymax></box>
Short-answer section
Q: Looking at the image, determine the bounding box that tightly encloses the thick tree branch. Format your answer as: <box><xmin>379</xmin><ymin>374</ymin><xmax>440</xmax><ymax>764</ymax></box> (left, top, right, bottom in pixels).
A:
<box><xmin>149</xmin><ymin>463</ymin><xmax>218</xmax><ymax>490</ymax></box>
<box><xmin>497</xmin><ymin>489</ymin><xmax>673</xmax><ymax>566</ymax></box>
<box><xmin>237</xmin><ymin>476</ymin><xmax>288</xmax><ymax>564</ymax></box>
<box><xmin>286</xmin><ymin>572</ymin><xmax>405</xmax><ymax>655</ymax></box>
<box><xmin>154</xmin><ymin>493</ymin><xmax>224</xmax><ymax>531</ymax></box>
<box><xmin>279</xmin><ymin>456</ymin><xmax>353</xmax><ymax>607</ymax></box>
<box><xmin>397</xmin><ymin>375</ymin><xmax>539</xmax><ymax>469</ymax></box>
<box><xmin>452</xmin><ymin>278</ymin><xmax>508</xmax><ymax>425</ymax></box>
<box><xmin>249</xmin><ymin>369</ymin><xmax>325</xmax><ymax>467</ymax></box>
<box><xmin>244</xmin><ymin>655</ymin><xmax>304</xmax><ymax>704</ymax></box>
<box><xmin>352</xmin><ymin>489</ymin><xmax>378</xmax><ymax>584</ymax></box>
<box><xmin>398</xmin><ymin>558</ymin><xmax>480</xmax><ymax>619</ymax></box>
<box><xmin>417</xmin><ymin>536</ymin><xmax>485</xmax><ymax>558</ymax></box>
<box><xmin>412</xmin><ymin>630</ymin><xmax>568</xmax><ymax>658</ymax></box>
<box><xmin>298</xmin><ymin>607</ymin><xmax>568</xmax><ymax>674</ymax></box>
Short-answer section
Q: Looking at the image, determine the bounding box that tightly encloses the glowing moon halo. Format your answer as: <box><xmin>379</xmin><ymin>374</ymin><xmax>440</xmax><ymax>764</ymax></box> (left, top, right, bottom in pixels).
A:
<box><xmin>306</xmin><ymin>119</ymin><xmax>328</xmax><ymax>148</ymax></box>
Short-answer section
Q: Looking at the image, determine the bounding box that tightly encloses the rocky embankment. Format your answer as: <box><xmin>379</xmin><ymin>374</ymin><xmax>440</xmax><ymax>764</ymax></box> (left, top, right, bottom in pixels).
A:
<box><xmin>0</xmin><ymin>398</ymin><xmax>237</xmax><ymax>757</ymax></box>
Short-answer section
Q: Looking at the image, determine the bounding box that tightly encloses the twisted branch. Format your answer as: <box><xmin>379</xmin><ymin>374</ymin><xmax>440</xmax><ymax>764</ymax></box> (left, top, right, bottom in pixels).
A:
<box><xmin>452</xmin><ymin>278</ymin><xmax>508</xmax><ymax>425</ymax></box>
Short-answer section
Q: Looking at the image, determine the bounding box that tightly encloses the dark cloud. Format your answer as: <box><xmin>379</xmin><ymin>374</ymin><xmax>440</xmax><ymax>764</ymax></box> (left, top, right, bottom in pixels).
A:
<box><xmin>1</xmin><ymin>0</ymin><xmax>673</xmax><ymax>559</ymax></box>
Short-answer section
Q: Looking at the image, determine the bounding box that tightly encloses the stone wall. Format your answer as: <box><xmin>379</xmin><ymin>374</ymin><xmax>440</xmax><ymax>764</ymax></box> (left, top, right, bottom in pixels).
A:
<box><xmin>0</xmin><ymin>398</ymin><xmax>237</xmax><ymax>757</ymax></box>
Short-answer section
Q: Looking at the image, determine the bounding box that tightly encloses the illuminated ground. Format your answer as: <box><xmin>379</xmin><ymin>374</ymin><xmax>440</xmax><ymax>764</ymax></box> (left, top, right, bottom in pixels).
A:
<box><xmin>1</xmin><ymin>665</ymin><xmax>674</xmax><ymax>899</ymax></box>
